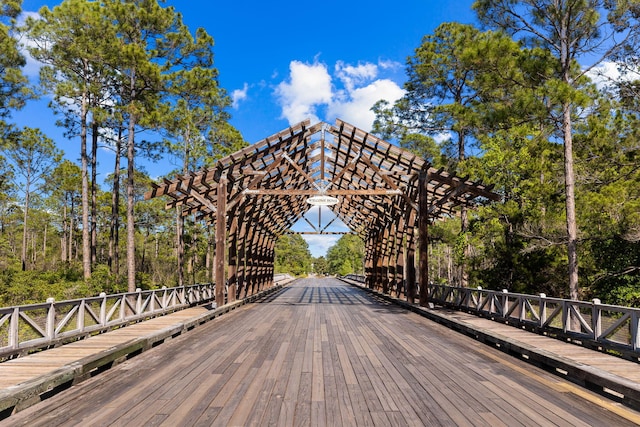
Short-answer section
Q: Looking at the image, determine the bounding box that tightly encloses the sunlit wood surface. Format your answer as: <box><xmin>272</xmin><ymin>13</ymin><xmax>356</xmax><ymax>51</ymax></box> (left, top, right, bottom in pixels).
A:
<box><xmin>3</xmin><ymin>278</ymin><xmax>639</xmax><ymax>427</ymax></box>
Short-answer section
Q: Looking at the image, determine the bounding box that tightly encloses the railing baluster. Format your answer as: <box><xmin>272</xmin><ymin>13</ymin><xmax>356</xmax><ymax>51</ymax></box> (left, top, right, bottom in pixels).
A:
<box><xmin>539</xmin><ymin>293</ymin><xmax>547</xmax><ymax>328</ymax></box>
<box><xmin>592</xmin><ymin>299</ymin><xmax>602</xmax><ymax>341</ymax></box>
<box><xmin>10</xmin><ymin>307</ymin><xmax>19</xmax><ymax>349</ymax></box>
<box><xmin>100</xmin><ymin>293</ymin><xmax>107</xmax><ymax>326</ymax></box>
<box><xmin>46</xmin><ymin>298</ymin><xmax>56</xmax><ymax>340</ymax></box>
<box><xmin>632</xmin><ymin>311</ymin><xmax>639</xmax><ymax>352</ymax></box>
<box><xmin>78</xmin><ymin>299</ymin><xmax>85</xmax><ymax>332</ymax></box>
<box><xmin>502</xmin><ymin>290</ymin><xmax>509</xmax><ymax>318</ymax></box>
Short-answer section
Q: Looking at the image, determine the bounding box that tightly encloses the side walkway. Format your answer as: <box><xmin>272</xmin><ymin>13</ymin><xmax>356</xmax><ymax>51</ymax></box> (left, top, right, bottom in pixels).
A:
<box><xmin>0</xmin><ymin>281</ymin><xmax>290</xmax><ymax>419</ymax></box>
<box><xmin>341</xmin><ymin>278</ymin><xmax>640</xmax><ymax>410</ymax></box>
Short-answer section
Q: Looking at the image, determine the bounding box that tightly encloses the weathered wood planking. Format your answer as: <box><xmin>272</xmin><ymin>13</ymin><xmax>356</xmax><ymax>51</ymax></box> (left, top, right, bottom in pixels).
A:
<box><xmin>3</xmin><ymin>278</ymin><xmax>639</xmax><ymax>426</ymax></box>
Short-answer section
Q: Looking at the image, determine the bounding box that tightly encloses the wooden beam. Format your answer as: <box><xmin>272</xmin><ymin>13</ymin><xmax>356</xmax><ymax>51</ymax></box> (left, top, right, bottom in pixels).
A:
<box><xmin>288</xmin><ymin>231</ymin><xmax>354</xmax><ymax>235</ymax></box>
<box><xmin>242</xmin><ymin>189</ymin><xmax>402</xmax><ymax>196</ymax></box>
<box><xmin>418</xmin><ymin>168</ymin><xmax>429</xmax><ymax>307</ymax></box>
<box><xmin>215</xmin><ymin>178</ymin><xmax>227</xmax><ymax>306</ymax></box>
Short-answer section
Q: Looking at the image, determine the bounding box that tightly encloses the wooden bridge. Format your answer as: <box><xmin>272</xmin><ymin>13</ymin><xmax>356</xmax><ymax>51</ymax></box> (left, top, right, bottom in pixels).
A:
<box><xmin>1</xmin><ymin>277</ymin><xmax>640</xmax><ymax>426</ymax></box>
<box><xmin>2</xmin><ymin>120</ymin><xmax>639</xmax><ymax>424</ymax></box>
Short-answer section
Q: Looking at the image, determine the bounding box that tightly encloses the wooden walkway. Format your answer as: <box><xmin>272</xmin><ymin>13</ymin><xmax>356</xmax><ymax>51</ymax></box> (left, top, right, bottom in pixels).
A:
<box><xmin>2</xmin><ymin>278</ymin><xmax>640</xmax><ymax>426</ymax></box>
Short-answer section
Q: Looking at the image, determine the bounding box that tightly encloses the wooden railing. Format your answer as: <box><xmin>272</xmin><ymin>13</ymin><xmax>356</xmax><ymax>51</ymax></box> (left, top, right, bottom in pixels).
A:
<box><xmin>0</xmin><ymin>275</ymin><xmax>293</xmax><ymax>360</ymax></box>
<box><xmin>342</xmin><ymin>274</ymin><xmax>640</xmax><ymax>361</ymax></box>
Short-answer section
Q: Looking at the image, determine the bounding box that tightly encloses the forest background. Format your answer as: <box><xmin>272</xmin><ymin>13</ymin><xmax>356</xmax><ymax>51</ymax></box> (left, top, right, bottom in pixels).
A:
<box><xmin>0</xmin><ymin>0</ymin><xmax>638</xmax><ymax>307</ymax></box>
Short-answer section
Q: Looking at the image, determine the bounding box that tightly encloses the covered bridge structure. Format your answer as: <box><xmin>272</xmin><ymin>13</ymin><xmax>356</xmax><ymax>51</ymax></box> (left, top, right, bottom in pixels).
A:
<box><xmin>145</xmin><ymin>119</ymin><xmax>500</xmax><ymax>306</ymax></box>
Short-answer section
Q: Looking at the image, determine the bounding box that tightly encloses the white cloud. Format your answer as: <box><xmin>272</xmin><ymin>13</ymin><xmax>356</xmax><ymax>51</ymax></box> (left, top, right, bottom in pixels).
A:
<box><xmin>274</xmin><ymin>59</ymin><xmax>405</xmax><ymax>131</ymax></box>
<box><xmin>232</xmin><ymin>83</ymin><xmax>249</xmax><ymax>109</ymax></box>
<box><xmin>586</xmin><ymin>61</ymin><xmax>621</xmax><ymax>90</ymax></box>
<box><xmin>17</xmin><ymin>11</ymin><xmax>45</xmax><ymax>78</ymax></box>
<box><xmin>433</xmin><ymin>131</ymin><xmax>451</xmax><ymax>144</ymax></box>
<box><xmin>328</xmin><ymin>78</ymin><xmax>405</xmax><ymax>131</ymax></box>
<box><xmin>302</xmin><ymin>234</ymin><xmax>340</xmax><ymax>257</ymax></box>
<box><xmin>274</xmin><ymin>60</ymin><xmax>332</xmax><ymax>124</ymax></box>
<box><xmin>378</xmin><ymin>59</ymin><xmax>403</xmax><ymax>71</ymax></box>
<box><xmin>335</xmin><ymin>61</ymin><xmax>378</xmax><ymax>92</ymax></box>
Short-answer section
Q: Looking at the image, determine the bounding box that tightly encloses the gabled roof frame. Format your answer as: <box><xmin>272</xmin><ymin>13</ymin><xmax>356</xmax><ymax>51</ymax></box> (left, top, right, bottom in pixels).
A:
<box><xmin>145</xmin><ymin>119</ymin><xmax>500</xmax><ymax>306</ymax></box>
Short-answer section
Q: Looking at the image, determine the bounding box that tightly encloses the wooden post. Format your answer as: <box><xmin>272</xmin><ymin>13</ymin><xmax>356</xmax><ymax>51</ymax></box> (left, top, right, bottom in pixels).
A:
<box><xmin>254</xmin><ymin>230</ymin><xmax>265</xmax><ymax>292</ymax></box>
<box><xmin>418</xmin><ymin>169</ymin><xmax>429</xmax><ymax>307</ymax></box>
<box><xmin>374</xmin><ymin>230</ymin><xmax>383</xmax><ymax>291</ymax></box>
<box><xmin>215</xmin><ymin>177</ymin><xmax>227</xmax><ymax>306</ymax></box>
<box><xmin>406</xmin><ymin>237</ymin><xmax>416</xmax><ymax>303</ymax></box>
<box><xmin>236</xmin><ymin>218</ymin><xmax>247</xmax><ymax>299</ymax></box>
<box><xmin>244</xmin><ymin>225</ymin><xmax>255</xmax><ymax>295</ymax></box>
<box><xmin>392</xmin><ymin>216</ymin><xmax>405</xmax><ymax>298</ymax></box>
<box><xmin>365</xmin><ymin>235</ymin><xmax>374</xmax><ymax>289</ymax></box>
<box><xmin>381</xmin><ymin>226</ymin><xmax>392</xmax><ymax>294</ymax></box>
<box><xmin>404</xmin><ymin>207</ymin><xmax>417</xmax><ymax>303</ymax></box>
<box><xmin>227</xmin><ymin>215</ymin><xmax>238</xmax><ymax>303</ymax></box>
<box><xmin>266</xmin><ymin>237</ymin><xmax>276</xmax><ymax>288</ymax></box>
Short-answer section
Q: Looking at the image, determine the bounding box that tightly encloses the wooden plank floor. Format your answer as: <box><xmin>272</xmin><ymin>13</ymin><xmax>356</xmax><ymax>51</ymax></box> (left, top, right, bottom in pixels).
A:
<box><xmin>3</xmin><ymin>278</ymin><xmax>640</xmax><ymax>426</ymax></box>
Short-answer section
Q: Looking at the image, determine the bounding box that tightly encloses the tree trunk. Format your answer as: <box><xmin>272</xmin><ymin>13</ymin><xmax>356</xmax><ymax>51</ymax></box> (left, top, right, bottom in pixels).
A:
<box><xmin>109</xmin><ymin>129</ymin><xmax>122</xmax><ymax>280</ymax></box>
<box><xmin>61</xmin><ymin>203</ymin><xmax>67</xmax><ymax>263</ymax></box>
<box><xmin>176</xmin><ymin>209</ymin><xmax>184</xmax><ymax>286</ymax></box>
<box><xmin>91</xmin><ymin>121</ymin><xmax>99</xmax><ymax>265</ymax></box>
<box><xmin>176</xmin><ymin>131</ymin><xmax>190</xmax><ymax>286</ymax></box>
<box><xmin>21</xmin><ymin>177</ymin><xmax>30</xmax><ymax>271</ymax></box>
<box><xmin>42</xmin><ymin>223</ymin><xmax>47</xmax><ymax>263</ymax></box>
<box><xmin>563</xmin><ymin>102</ymin><xmax>579</xmax><ymax>300</ymax></box>
<box><xmin>458</xmin><ymin>129</ymin><xmax>469</xmax><ymax>287</ymax></box>
<box><xmin>560</xmin><ymin>26</ymin><xmax>580</xmax><ymax>303</ymax></box>
<box><xmin>81</xmin><ymin>86</ymin><xmax>91</xmax><ymax>280</ymax></box>
<box><xmin>126</xmin><ymin>71</ymin><xmax>137</xmax><ymax>292</ymax></box>
<box><xmin>126</xmin><ymin>120</ymin><xmax>136</xmax><ymax>292</ymax></box>
<box><xmin>69</xmin><ymin>198</ymin><xmax>74</xmax><ymax>262</ymax></box>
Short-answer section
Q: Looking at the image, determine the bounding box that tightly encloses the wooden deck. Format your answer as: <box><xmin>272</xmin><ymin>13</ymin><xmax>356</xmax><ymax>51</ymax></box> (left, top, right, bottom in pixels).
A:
<box><xmin>2</xmin><ymin>278</ymin><xmax>640</xmax><ymax>426</ymax></box>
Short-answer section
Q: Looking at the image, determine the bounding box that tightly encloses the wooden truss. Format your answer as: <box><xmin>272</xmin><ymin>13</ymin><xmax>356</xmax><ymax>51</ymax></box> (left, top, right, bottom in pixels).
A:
<box><xmin>145</xmin><ymin>119</ymin><xmax>500</xmax><ymax>306</ymax></box>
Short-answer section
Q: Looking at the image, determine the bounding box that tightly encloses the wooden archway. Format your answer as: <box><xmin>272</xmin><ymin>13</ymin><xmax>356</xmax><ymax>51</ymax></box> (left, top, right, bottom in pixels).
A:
<box><xmin>145</xmin><ymin>119</ymin><xmax>499</xmax><ymax>306</ymax></box>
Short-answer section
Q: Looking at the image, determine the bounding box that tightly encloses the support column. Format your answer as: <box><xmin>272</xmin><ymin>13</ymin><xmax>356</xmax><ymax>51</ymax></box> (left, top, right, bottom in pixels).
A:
<box><xmin>245</xmin><ymin>225</ymin><xmax>257</xmax><ymax>295</ymax></box>
<box><xmin>236</xmin><ymin>219</ymin><xmax>248</xmax><ymax>299</ymax></box>
<box><xmin>365</xmin><ymin>234</ymin><xmax>374</xmax><ymax>289</ymax></box>
<box><xmin>227</xmin><ymin>215</ymin><xmax>238</xmax><ymax>303</ymax></box>
<box><xmin>266</xmin><ymin>237</ymin><xmax>276</xmax><ymax>288</ymax></box>
<box><xmin>405</xmin><ymin>208</ymin><xmax>417</xmax><ymax>303</ymax></box>
<box><xmin>394</xmin><ymin>215</ymin><xmax>406</xmax><ymax>298</ymax></box>
<box><xmin>418</xmin><ymin>169</ymin><xmax>429</xmax><ymax>307</ymax></box>
<box><xmin>215</xmin><ymin>177</ymin><xmax>227</xmax><ymax>306</ymax></box>
<box><xmin>381</xmin><ymin>226</ymin><xmax>392</xmax><ymax>294</ymax></box>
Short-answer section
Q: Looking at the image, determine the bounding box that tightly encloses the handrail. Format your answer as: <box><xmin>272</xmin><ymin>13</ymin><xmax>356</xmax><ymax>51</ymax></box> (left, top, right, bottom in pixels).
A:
<box><xmin>342</xmin><ymin>274</ymin><xmax>640</xmax><ymax>361</ymax></box>
<box><xmin>0</xmin><ymin>274</ymin><xmax>293</xmax><ymax>361</ymax></box>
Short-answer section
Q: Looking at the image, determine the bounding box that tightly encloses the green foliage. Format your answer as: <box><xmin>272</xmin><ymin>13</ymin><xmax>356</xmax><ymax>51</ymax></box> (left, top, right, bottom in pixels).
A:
<box><xmin>0</xmin><ymin>0</ymin><xmax>31</xmax><ymax>119</ymax></box>
<box><xmin>0</xmin><ymin>268</ymin><xmax>86</xmax><ymax>306</ymax></box>
<box><xmin>326</xmin><ymin>234</ymin><xmax>364</xmax><ymax>276</ymax></box>
<box><xmin>312</xmin><ymin>256</ymin><xmax>328</xmax><ymax>275</ymax></box>
<box><xmin>274</xmin><ymin>234</ymin><xmax>312</xmax><ymax>276</ymax></box>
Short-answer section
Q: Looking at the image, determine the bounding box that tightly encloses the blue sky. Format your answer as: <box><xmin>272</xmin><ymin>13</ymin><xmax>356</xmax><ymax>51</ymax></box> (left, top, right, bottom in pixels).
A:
<box><xmin>15</xmin><ymin>0</ymin><xmax>479</xmax><ymax>256</ymax></box>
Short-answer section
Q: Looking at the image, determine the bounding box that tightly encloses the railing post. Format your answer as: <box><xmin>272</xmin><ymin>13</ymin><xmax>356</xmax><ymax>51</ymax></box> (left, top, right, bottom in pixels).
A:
<box><xmin>46</xmin><ymin>298</ymin><xmax>56</xmax><ymax>340</ymax></box>
<box><xmin>502</xmin><ymin>290</ymin><xmax>509</xmax><ymax>318</ymax></box>
<box><xmin>562</xmin><ymin>300</ymin><xmax>569</xmax><ymax>333</ymax></box>
<box><xmin>539</xmin><ymin>293</ymin><xmax>547</xmax><ymax>328</ymax></box>
<box><xmin>162</xmin><ymin>286</ymin><xmax>168</xmax><ymax>309</ymax></box>
<box><xmin>99</xmin><ymin>292</ymin><xmax>107</xmax><ymax>326</ymax></box>
<box><xmin>476</xmin><ymin>287</ymin><xmax>482</xmax><ymax>311</ymax></box>
<box><xmin>592</xmin><ymin>298</ymin><xmax>602</xmax><ymax>341</ymax></box>
<box><xmin>136</xmin><ymin>288</ymin><xmax>142</xmax><ymax>315</ymax></box>
<box><xmin>632</xmin><ymin>311</ymin><xmax>639</xmax><ymax>352</ymax></box>
<box><xmin>9</xmin><ymin>307</ymin><xmax>19</xmax><ymax>349</ymax></box>
<box><xmin>78</xmin><ymin>299</ymin><xmax>85</xmax><ymax>332</ymax></box>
